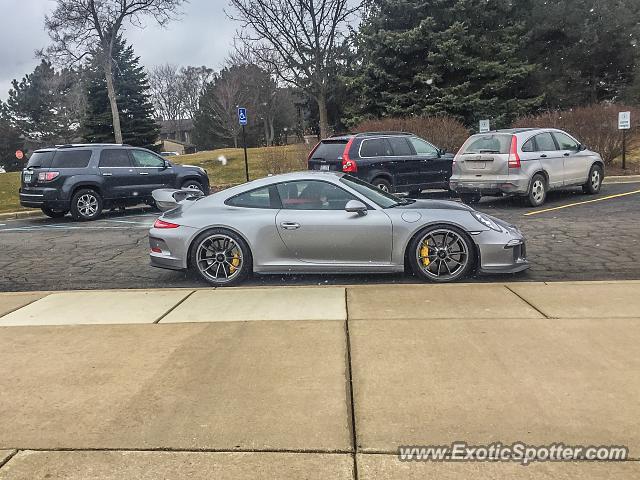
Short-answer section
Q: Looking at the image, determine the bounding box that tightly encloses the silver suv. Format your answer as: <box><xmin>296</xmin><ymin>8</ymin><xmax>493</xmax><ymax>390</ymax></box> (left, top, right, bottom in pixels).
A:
<box><xmin>449</xmin><ymin>128</ymin><xmax>604</xmax><ymax>206</ymax></box>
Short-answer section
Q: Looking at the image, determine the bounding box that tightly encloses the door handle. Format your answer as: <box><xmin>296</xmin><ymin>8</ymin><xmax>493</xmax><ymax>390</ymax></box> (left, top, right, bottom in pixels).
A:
<box><xmin>280</xmin><ymin>222</ymin><xmax>301</xmax><ymax>230</ymax></box>
<box><xmin>563</xmin><ymin>152</ymin><xmax>570</xmax><ymax>157</ymax></box>
<box><xmin>540</xmin><ymin>154</ymin><xmax>547</xmax><ymax>158</ymax></box>
<box><xmin>102</xmin><ymin>172</ymin><xmax>112</xmax><ymax>176</ymax></box>
<box><xmin>139</xmin><ymin>172</ymin><xmax>149</xmax><ymax>175</ymax></box>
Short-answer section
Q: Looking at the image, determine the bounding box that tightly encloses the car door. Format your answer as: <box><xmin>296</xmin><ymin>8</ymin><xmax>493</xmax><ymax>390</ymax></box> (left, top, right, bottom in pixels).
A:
<box><xmin>407</xmin><ymin>136</ymin><xmax>446</xmax><ymax>186</ymax></box>
<box><xmin>358</xmin><ymin>138</ymin><xmax>398</xmax><ymax>186</ymax></box>
<box><xmin>531</xmin><ymin>132</ymin><xmax>563</xmax><ymax>188</ymax></box>
<box><xmin>98</xmin><ymin>148</ymin><xmax>137</xmax><ymax>199</ymax></box>
<box><xmin>552</xmin><ymin>131</ymin><xmax>587</xmax><ymax>185</ymax></box>
<box><xmin>274</xmin><ymin>180</ymin><xmax>393</xmax><ymax>264</ymax></box>
<box><xmin>385</xmin><ymin>136</ymin><xmax>422</xmax><ymax>188</ymax></box>
<box><xmin>129</xmin><ymin>149</ymin><xmax>177</xmax><ymax>196</ymax></box>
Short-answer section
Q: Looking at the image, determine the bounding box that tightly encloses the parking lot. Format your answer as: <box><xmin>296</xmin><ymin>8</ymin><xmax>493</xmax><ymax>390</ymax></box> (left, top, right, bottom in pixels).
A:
<box><xmin>1</xmin><ymin>181</ymin><xmax>639</xmax><ymax>292</ymax></box>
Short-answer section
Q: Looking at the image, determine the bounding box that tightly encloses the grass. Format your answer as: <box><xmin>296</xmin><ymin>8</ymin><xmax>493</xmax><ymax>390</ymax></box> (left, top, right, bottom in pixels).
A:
<box><xmin>0</xmin><ymin>144</ymin><xmax>313</xmax><ymax>214</ymax></box>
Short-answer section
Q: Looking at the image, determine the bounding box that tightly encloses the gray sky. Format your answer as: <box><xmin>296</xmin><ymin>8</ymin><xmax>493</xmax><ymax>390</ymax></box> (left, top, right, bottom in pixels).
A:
<box><xmin>0</xmin><ymin>0</ymin><xmax>236</xmax><ymax>100</ymax></box>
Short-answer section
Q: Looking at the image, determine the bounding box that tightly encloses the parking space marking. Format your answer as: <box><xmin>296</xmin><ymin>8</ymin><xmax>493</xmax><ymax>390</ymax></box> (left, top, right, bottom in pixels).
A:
<box><xmin>524</xmin><ymin>188</ymin><xmax>640</xmax><ymax>216</ymax></box>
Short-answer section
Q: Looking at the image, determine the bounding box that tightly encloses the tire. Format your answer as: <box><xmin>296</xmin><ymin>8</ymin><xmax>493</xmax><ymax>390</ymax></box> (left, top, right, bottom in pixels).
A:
<box><xmin>459</xmin><ymin>193</ymin><xmax>481</xmax><ymax>205</ymax></box>
<box><xmin>181</xmin><ymin>179</ymin><xmax>204</xmax><ymax>193</ymax></box>
<box><xmin>70</xmin><ymin>188</ymin><xmax>103</xmax><ymax>221</ymax></box>
<box><xmin>526</xmin><ymin>173</ymin><xmax>547</xmax><ymax>207</ymax></box>
<box><xmin>409</xmin><ymin>225</ymin><xmax>474</xmax><ymax>283</ymax></box>
<box><xmin>582</xmin><ymin>164</ymin><xmax>603</xmax><ymax>194</ymax></box>
<box><xmin>408</xmin><ymin>189</ymin><xmax>422</xmax><ymax>197</ymax></box>
<box><xmin>189</xmin><ymin>228</ymin><xmax>252</xmax><ymax>286</ymax></box>
<box><xmin>41</xmin><ymin>207</ymin><xmax>67</xmax><ymax>218</ymax></box>
<box><xmin>372</xmin><ymin>177</ymin><xmax>392</xmax><ymax>193</ymax></box>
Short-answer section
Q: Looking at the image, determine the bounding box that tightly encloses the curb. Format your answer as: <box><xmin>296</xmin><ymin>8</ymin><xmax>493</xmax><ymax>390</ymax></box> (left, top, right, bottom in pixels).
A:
<box><xmin>0</xmin><ymin>210</ymin><xmax>43</xmax><ymax>220</ymax></box>
<box><xmin>604</xmin><ymin>174</ymin><xmax>640</xmax><ymax>184</ymax></box>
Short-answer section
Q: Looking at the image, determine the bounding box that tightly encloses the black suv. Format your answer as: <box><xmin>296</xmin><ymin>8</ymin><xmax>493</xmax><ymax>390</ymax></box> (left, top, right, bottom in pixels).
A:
<box><xmin>19</xmin><ymin>144</ymin><xmax>210</xmax><ymax>221</ymax></box>
<box><xmin>307</xmin><ymin>132</ymin><xmax>454</xmax><ymax>194</ymax></box>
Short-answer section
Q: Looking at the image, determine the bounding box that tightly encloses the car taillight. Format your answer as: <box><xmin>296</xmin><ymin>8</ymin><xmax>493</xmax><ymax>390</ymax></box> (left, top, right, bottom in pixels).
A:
<box><xmin>307</xmin><ymin>141</ymin><xmax>320</xmax><ymax>166</ymax></box>
<box><xmin>508</xmin><ymin>136</ymin><xmax>521</xmax><ymax>168</ymax></box>
<box><xmin>153</xmin><ymin>219</ymin><xmax>180</xmax><ymax>229</ymax></box>
<box><xmin>341</xmin><ymin>138</ymin><xmax>357</xmax><ymax>173</ymax></box>
<box><xmin>37</xmin><ymin>171</ymin><xmax>59</xmax><ymax>182</ymax></box>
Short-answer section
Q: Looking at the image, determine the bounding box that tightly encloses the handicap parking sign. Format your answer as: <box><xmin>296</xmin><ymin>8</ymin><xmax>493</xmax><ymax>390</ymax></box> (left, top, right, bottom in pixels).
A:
<box><xmin>238</xmin><ymin>107</ymin><xmax>247</xmax><ymax>126</ymax></box>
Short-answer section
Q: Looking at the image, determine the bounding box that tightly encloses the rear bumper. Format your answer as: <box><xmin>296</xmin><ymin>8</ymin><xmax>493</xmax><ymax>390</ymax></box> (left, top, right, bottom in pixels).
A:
<box><xmin>148</xmin><ymin>226</ymin><xmax>195</xmax><ymax>271</ymax></box>
<box><xmin>19</xmin><ymin>187</ymin><xmax>67</xmax><ymax>209</ymax></box>
<box><xmin>449</xmin><ymin>176</ymin><xmax>529</xmax><ymax>195</ymax></box>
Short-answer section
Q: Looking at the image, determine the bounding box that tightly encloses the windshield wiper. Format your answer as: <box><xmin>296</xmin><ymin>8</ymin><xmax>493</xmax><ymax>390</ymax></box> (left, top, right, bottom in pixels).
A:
<box><xmin>387</xmin><ymin>198</ymin><xmax>415</xmax><ymax>208</ymax></box>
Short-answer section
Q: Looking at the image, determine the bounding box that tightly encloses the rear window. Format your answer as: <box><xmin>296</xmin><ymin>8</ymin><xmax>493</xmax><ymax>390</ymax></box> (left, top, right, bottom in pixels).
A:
<box><xmin>311</xmin><ymin>141</ymin><xmax>347</xmax><ymax>160</ymax></box>
<box><xmin>26</xmin><ymin>151</ymin><xmax>54</xmax><ymax>168</ymax></box>
<box><xmin>226</xmin><ymin>186</ymin><xmax>278</xmax><ymax>209</ymax></box>
<box><xmin>51</xmin><ymin>150</ymin><xmax>92</xmax><ymax>168</ymax></box>
<box><xmin>461</xmin><ymin>134</ymin><xmax>512</xmax><ymax>154</ymax></box>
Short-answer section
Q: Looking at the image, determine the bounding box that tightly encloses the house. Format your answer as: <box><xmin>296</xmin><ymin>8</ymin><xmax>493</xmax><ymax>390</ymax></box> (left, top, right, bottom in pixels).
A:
<box><xmin>157</xmin><ymin>119</ymin><xmax>196</xmax><ymax>153</ymax></box>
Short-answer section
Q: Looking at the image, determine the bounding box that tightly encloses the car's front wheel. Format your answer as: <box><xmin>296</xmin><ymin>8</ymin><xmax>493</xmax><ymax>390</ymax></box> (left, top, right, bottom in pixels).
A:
<box><xmin>41</xmin><ymin>207</ymin><xmax>68</xmax><ymax>218</ymax></box>
<box><xmin>70</xmin><ymin>189</ymin><xmax>103</xmax><ymax>221</ymax></box>
<box><xmin>190</xmin><ymin>229</ymin><xmax>252</xmax><ymax>286</ymax></box>
<box><xmin>181</xmin><ymin>179</ymin><xmax>204</xmax><ymax>193</ymax></box>
<box><xmin>582</xmin><ymin>164</ymin><xmax>603</xmax><ymax>194</ymax></box>
<box><xmin>409</xmin><ymin>225</ymin><xmax>474</xmax><ymax>283</ymax></box>
<box><xmin>372</xmin><ymin>177</ymin><xmax>392</xmax><ymax>193</ymax></box>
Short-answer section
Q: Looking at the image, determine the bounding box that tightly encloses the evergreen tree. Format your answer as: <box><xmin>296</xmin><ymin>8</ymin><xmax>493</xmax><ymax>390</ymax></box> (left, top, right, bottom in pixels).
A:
<box><xmin>0</xmin><ymin>104</ymin><xmax>23</xmax><ymax>171</ymax></box>
<box><xmin>345</xmin><ymin>0</ymin><xmax>542</xmax><ymax>128</ymax></box>
<box><xmin>83</xmin><ymin>37</ymin><xmax>159</xmax><ymax>147</ymax></box>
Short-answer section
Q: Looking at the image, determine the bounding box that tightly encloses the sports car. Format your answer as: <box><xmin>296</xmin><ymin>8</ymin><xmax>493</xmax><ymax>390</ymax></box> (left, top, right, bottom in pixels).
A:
<box><xmin>149</xmin><ymin>172</ymin><xmax>528</xmax><ymax>286</ymax></box>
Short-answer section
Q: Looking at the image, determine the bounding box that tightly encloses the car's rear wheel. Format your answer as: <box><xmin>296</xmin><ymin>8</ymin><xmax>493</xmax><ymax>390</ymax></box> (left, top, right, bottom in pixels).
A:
<box><xmin>182</xmin><ymin>179</ymin><xmax>204</xmax><ymax>193</ymax></box>
<box><xmin>527</xmin><ymin>174</ymin><xmax>547</xmax><ymax>207</ymax></box>
<box><xmin>409</xmin><ymin>225</ymin><xmax>474</xmax><ymax>283</ymax></box>
<box><xmin>459</xmin><ymin>193</ymin><xmax>481</xmax><ymax>205</ymax></box>
<box><xmin>372</xmin><ymin>177</ymin><xmax>392</xmax><ymax>193</ymax></box>
<box><xmin>70</xmin><ymin>189</ymin><xmax>103</xmax><ymax>221</ymax></box>
<box><xmin>41</xmin><ymin>207</ymin><xmax>68</xmax><ymax>218</ymax></box>
<box><xmin>582</xmin><ymin>164</ymin><xmax>603</xmax><ymax>194</ymax></box>
<box><xmin>190</xmin><ymin>229</ymin><xmax>252</xmax><ymax>286</ymax></box>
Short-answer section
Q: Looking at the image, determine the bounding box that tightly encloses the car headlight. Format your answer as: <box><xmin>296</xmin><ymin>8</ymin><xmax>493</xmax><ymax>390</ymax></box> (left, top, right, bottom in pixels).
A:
<box><xmin>198</xmin><ymin>167</ymin><xmax>207</xmax><ymax>175</ymax></box>
<box><xmin>470</xmin><ymin>212</ymin><xmax>502</xmax><ymax>232</ymax></box>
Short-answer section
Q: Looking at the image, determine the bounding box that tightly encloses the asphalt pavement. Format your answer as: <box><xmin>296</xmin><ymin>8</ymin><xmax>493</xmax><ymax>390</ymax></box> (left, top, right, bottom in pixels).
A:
<box><xmin>0</xmin><ymin>183</ymin><xmax>639</xmax><ymax>292</ymax></box>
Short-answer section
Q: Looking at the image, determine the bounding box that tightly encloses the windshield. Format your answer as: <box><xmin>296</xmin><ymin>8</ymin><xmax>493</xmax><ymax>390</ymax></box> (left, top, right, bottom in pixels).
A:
<box><xmin>460</xmin><ymin>134</ymin><xmax>512</xmax><ymax>154</ymax></box>
<box><xmin>340</xmin><ymin>175</ymin><xmax>413</xmax><ymax>208</ymax></box>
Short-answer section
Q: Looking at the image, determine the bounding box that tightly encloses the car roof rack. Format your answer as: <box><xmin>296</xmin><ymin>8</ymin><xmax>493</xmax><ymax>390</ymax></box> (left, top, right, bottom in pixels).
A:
<box><xmin>55</xmin><ymin>143</ymin><xmax>131</xmax><ymax>149</ymax></box>
<box><xmin>355</xmin><ymin>131</ymin><xmax>412</xmax><ymax>137</ymax></box>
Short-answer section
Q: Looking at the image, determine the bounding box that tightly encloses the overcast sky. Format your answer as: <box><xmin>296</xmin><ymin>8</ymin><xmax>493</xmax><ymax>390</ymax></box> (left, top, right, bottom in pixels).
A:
<box><xmin>0</xmin><ymin>0</ymin><xmax>236</xmax><ymax>100</ymax></box>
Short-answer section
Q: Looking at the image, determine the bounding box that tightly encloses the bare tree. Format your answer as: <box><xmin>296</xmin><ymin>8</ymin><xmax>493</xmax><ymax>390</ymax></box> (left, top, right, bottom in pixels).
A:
<box><xmin>149</xmin><ymin>63</ymin><xmax>184</xmax><ymax>127</ymax></box>
<box><xmin>42</xmin><ymin>0</ymin><xmax>185</xmax><ymax>144</ymax></box>
<box><xmin>228</xmin><ymin>0</ymin><xmax>360</xmax><ymax>139</ymax></box>
<box><xmin>179</xmin><ymin>66</ymin><xmax>214</xmax><ymax>120</ymax></box>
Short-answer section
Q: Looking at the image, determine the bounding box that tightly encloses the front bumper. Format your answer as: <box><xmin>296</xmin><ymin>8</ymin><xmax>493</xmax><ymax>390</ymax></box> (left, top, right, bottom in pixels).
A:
<box><xmin>473</xmin><ymin>226</ymin><xmax>529</xmax><ymax>275</ymax></box>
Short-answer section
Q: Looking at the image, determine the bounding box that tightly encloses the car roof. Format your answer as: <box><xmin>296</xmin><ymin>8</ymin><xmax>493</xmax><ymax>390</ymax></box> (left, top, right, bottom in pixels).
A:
<box><xmin>325</xmin><ymin>131</ymin><xmax>413</xmax><ymax>141</ymax></box>
<box><xmin>33</xmin><ymin>143</ymin><xmax>132</xmax><ymax>153</ymax></box>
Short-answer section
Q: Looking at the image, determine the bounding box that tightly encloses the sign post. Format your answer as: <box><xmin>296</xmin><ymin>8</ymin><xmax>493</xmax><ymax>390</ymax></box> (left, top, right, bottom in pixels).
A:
<box><xmin>619</xmin><ymin>111</ymin><xmax>631</xmax><ymax>170</ymax></box>
<box><xmin>238</xmin><ymin>107</ymin><xmax>249</xmax><ymax>181</ymax></box>
<box><xmin>479</xmin><ymin>119</ymin><xmax>490</xmax><ymax>133</ymax></box>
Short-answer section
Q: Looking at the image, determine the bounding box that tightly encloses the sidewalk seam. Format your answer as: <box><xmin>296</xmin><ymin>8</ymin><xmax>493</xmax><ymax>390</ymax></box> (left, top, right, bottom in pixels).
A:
<box><xmin>505</xmin><ymin>285</ymin><xmax>549</xmax><ymax>319</ymax></box>
<box><xmin>0</xmin><ymin>447</ymin><xmax>352</xmax><ymax>455</ymax></box>
<box><xmin>0</xmin><ymin>449</ymin><xmax>18</xmax><ymax>470</ymax></box>
<box><xmin>344</xmin><ymin>288</ymin><xmax>359</xmax><ymax>480</ymax></box>
<box><xmin>0</xmin><ymin>295</ymin><xmax>48</xmax><ymax>320</ymax></box>
<box><xmin>153</xmin><ymin>290</ymin><xmax>197</xmax><ymax>324</ymax></box>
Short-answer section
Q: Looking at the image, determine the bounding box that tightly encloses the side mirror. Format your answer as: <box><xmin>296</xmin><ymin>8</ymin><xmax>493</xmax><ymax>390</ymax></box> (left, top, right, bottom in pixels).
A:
<box><xmin>438</xmin><ymin>148</ymin><xmax>446</xmax><ymax>156</ymax></box>
<box><xmin>578</xmin><ymin>144</ymin><xmax>587</xmax><ymax>151</ymax></box>
<box><xmin>345</xmin><ymin>200</ymin><xmax>367</xmax><ymax>215</ymax></box>
<box><xmin>162</xmin><ymin>160</ymin><xmax>170</xmax><ymax>169</ymax></box>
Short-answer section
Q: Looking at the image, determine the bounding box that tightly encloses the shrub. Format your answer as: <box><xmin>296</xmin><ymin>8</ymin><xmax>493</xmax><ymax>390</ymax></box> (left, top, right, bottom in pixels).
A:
<box><xmin>352</xmin><ymin>116</ymin><xmax>470</xmax><ymax>153</ymax></box>
<box><xmin>512</xmin><ymin>104</ymin><xmax>640</xmax><ymax>164</ymax></box>
<box><xmin>261</xmin><ymin>144</ymin><xmax>311</xmax><ymax>175</ymax></box>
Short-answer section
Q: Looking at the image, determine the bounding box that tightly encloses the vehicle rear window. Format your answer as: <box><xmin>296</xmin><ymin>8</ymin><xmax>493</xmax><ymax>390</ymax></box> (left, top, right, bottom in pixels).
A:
<box><xmin>311</xmin><ymin>141</ymin><xmax>348</xmax><ymax>160</ymax></box>
<box><xmin>26</xmin><ymin>151</ymin><xmax>54</xmax><ymax>168</ymax></box>
<box><xmin>100</xmin><ymin>149</ymin><xmax>132</xmax><ymax>168</ymax></box>
<box><xmin>461</xmin><ymin>134</ymin><xmax>512</xmax><ymax>154</ymax></box>
<box><xmin>51</xmin><ymin>150</ymin><xmax>92</xmax><ymax>168</ymax></box>
<box><xmin>360</xmin><ymin>138</ymin><xmax>393</xmax><ymax>157</ymax></box>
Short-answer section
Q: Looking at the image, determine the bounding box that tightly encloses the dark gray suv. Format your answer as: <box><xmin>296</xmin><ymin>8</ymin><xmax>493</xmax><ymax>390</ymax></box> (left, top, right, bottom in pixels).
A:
<box><xmin>19</xmin><ymin>144</ymin><xmax>210</xmax><ymax>221</ymax></box>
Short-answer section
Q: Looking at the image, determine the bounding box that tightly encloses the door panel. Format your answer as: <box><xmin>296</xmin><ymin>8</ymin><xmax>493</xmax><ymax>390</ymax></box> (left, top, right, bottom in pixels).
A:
<box><xmin>408</xmin><ymin>137</ymin><xmax>447</xmax><ymax>186</ymax></box>
<box><xmin>553</xmin><ymin>132</ymin><xmax>586</xmax><ymax>185</ymax></box>
<box><xmin>130</xmin><ymin>149</ymin><xmax>177</xmax><ymax>196</ymax></box>
<box><xmin>532</xmin><ymin>132</ymin><xmax>563</xmax><ymax>188</ymax></box>
<box><xmin>98</xmin><ymin>148</ymin><xmax>137</xmax><ymax>199</ymax></box>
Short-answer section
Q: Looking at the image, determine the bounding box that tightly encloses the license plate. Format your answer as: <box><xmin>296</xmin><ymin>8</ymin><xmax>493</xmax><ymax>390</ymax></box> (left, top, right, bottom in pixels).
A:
<box><xmin>24</xmin><ymin>173</ymin><xmax>32</xmax><ymax>183</ymax></box>
<box><xmin>320</xmin><ymin>164</ymin><xmax>330</xmax><ymax>171</ymax></box>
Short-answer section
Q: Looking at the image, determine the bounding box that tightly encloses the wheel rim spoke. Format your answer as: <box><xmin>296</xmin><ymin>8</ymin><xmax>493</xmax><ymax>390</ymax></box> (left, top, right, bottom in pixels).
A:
<box><xmin>197</xmin><ymin>234</ymin><xmax>243</xmax><ymax>282</ymax></box>
<box><xmin>416</xmin><ymin>229</ymin><xmax>469</xmax><ymax>280</ymax></box>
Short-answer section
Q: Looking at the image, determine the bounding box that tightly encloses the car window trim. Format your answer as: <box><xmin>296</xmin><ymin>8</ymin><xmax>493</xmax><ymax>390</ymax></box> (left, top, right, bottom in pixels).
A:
<box><xmin>409</xmin><ymin>136</ymin><xmax>439</xmax><ymax>156</ymax></box>
<box><xmin>99</xmin><ymin>148</ymin><xmax>134</xmax><ymax>168</ymax></box>
<box><xmin>129</xmin><ymin>148</ymin><xmax>166</xmax><ymax>168</ymax></box>
<box><xmin>225</xmin><ymin>185</ymin><xmax>281</xmax><ymax>209</ymax></box>
<box><xmin>358</xmin><ymin>137</ymin><xmax>397</xmax><ymax>158</ymax></box>
<box><xmin>551</xmin><ymin>131</ymin><xmax>579</xmax><ymax>151</ymax></box>
<box><xmin>274</xmin><ymin>179</ymin><xmax>375</xmax><ymax>211</ymax></box>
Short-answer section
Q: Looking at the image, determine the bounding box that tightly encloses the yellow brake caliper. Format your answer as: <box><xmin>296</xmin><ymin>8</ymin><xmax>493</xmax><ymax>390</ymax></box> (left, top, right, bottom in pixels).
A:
<box><xmin>420</xmin><ymin>241</ymin><xmax>430</xmax><ymax>266</ymax></box>
<box><xmin>229</xmin><ymin>253</ymin><xmax>241</xmax><ymax>273</ymax></box>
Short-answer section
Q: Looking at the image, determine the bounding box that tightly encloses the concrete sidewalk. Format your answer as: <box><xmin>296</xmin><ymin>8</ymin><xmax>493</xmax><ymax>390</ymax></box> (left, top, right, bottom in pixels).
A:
<box><xmin>1</xmin><ymin>280</ymin><xmax>639</xmax><ymax>479</ymax></box>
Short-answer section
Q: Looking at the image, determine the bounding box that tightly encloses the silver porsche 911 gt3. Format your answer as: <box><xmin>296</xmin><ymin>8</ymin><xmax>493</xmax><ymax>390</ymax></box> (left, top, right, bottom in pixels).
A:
<box><xmin>149</xmin><ymin>172</ymin><xmax>528</xmax><ymax>286</ymax></box>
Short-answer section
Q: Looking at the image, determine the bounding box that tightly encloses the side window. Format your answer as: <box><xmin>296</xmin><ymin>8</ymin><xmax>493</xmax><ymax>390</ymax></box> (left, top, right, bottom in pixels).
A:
<box><xmin>409</xmin><ymin>137</ymin><xmax>439</xmax><ymax>156</ymax></box>
<box><xmin>387</xmin><ymin>137</ymin><xmax>413</xmax><ymax>156</ymax></box>
<box><xmin>130</xmin><ymin>150</ymin><xmax>165</xmax><ymax>168</ymax></box>
<box><xmin>277</xmin><ymin>180</ymin><xmax>358</xmax><ymax>210</ymax></box>
<box><xmin>99</xmin><ymin>149</ymin><xmax>132</xmax><ymax>168</ymax></box>
<box><xmin>553</xmin><ymin>132</ymin><xmax>578</xmax><ymax>150</ymax></box>
<box><xmin>50</xmin><ymin>150</ymin><xmax>92</xmax><ymax>168</ymax></box>
<box><xmin>359</xmin><ymin>138</ymin><xmax>393</xmax><ymax>157</ymax></box>
<box><xmin>533</xmin><ymin>133</ymin><xmax>557</xmax><ymax>152</ymax></box>
<box><xmin>521</xmin><ymin>138</ymin><xmax>535</xmax><ymax>152</ymax></box>
<box><xmin>226</xmin><ymin>186</ymin><xmax>277</xmax><ymax>209</ymax></box>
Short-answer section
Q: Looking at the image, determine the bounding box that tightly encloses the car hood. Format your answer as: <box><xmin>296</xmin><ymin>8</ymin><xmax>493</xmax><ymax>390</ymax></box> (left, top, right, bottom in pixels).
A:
<box><xmin>395</xmin><ymin>199</ymin><xmax>474</xmax><ymax>212</ymax></box>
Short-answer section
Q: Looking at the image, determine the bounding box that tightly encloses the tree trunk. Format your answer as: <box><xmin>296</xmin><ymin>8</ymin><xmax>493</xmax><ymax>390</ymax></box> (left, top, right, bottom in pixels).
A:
<box><xmin>103</xmin><ymin>55</ymin><xmax>123</xmax><ymax>144</ymax></box>
<box><xmin>263</xmin><ymin>118</ymin><xmax>270</xmax><ymax>146</ymax></box>
<box><xmin>317</xmin><ymin>92</ymin><xmax>329</xmax><ymax>139</ymax></box>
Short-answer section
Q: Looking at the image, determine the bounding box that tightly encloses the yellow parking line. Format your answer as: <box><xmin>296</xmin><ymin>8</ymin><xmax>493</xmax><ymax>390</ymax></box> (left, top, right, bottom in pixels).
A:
<box><xmin>524</xmin><ymin>189</ymin><xmax>640</xmax><ymax>216</ymax></box>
